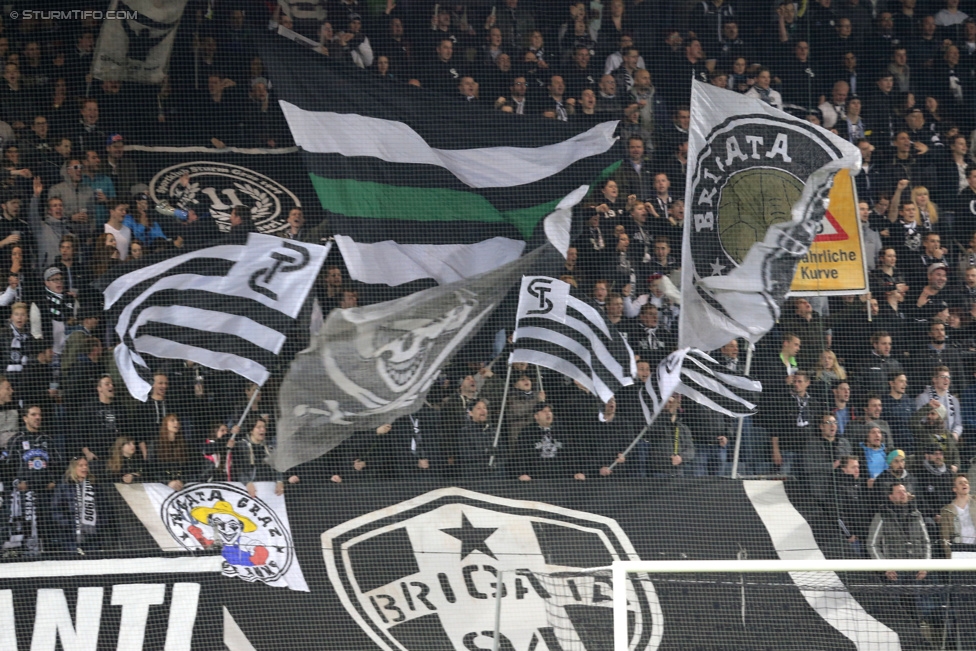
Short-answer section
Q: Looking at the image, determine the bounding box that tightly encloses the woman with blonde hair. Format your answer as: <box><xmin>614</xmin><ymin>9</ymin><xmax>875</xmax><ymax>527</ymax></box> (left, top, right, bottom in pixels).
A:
<box><xmin>52</xmin><ymin>457</ymin><xmax>109</xmax><ymax>552</ymax></box>
<box><xmin>911</xmin><ymin>185</ymin><xmax>939</xmax><ymax>228</ymax></box>
<box><xmin>812</xmin><ymin>350</ymin><xmax>847</xmax><ymax>404</ymax></box>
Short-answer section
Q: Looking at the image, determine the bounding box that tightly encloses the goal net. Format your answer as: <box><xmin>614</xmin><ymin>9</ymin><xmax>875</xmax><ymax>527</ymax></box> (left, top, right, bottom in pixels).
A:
<box><xmin>532</xmin><ymin>560</ymin><xmax>976</xmax><ymax>651</ymax></box>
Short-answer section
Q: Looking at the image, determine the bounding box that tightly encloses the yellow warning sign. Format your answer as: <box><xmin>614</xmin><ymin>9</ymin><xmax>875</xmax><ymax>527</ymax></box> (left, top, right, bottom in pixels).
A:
<box><xmin>789</xmin><ymin>168</ymin><xmax>868</xmax><ymax>295</ymax></box>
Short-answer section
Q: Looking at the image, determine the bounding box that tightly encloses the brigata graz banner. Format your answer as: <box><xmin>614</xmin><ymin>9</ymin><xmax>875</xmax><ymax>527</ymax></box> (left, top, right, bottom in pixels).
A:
<box><xmin>0</xmin><ymin>479</ymin><xmax>929</xmax><ymax>650</ymax></box>
<box><xmin>127</xmin><ymin>146</ymin><xmax>323</xmax><ymax>235</ymax></box>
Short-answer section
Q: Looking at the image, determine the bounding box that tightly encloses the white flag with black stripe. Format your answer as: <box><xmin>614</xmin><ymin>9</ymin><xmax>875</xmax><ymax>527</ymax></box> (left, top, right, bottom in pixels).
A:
<box><xmin>103</xmin><ymin>234</ymin><xmax>330</xmax><ymax>401</ymax></box>
<box><xmin>510</xmin><ymin>276</ymin><xmax>635</xmax><ymax>403</ymax></box>
<box><xmin>640</xmin><ymin>348</ymin><xmax>761</xmax><ymax>425</ymax></box>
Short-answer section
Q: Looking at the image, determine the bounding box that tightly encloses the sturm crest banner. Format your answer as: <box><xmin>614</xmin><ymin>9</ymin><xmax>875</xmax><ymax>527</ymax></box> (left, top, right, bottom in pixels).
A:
<box><xmin>127</xmin><ymin>147</ymin><xmax>323</xmax><ymax>236</ymax></box>
<box><xmin>678</xmin><ymin>81</ymin><xmax>861</xmax><ymax>352</ymax></box>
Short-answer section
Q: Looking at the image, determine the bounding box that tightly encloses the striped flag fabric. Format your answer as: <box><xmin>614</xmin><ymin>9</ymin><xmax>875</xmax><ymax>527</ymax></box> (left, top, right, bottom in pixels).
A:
<box><xmin>640</xmin><ymin>348</ymin><xmax>761</xmax><ymax>425</ymax></box>
<box><xmin>261</xmin><ymin>39</ymin><xmax>618</xmax><ymax>286</ymax></box>
<box><xmin>103</xmin><ymin>234</ymin><xmax>330</xmax><ymax>401</ymax></box>
<box><xmin>510</xmin><ymin>276</ymin><xmax>636</xmax><ymax>403</ymax></box>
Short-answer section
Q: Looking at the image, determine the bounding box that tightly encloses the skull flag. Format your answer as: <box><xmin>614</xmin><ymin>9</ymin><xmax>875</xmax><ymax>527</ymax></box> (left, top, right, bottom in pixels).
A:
<box><xmin>272</xmin><ymin>246</ymin><xmax>551</xmax><ymax>471</ymax></box>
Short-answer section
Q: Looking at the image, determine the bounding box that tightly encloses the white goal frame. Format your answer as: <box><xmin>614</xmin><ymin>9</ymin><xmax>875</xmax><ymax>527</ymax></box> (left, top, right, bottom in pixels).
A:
<box><xmin>610</xmin><ymin>558</ymin><xmax>976</xmax><ymax>651</ymax></box>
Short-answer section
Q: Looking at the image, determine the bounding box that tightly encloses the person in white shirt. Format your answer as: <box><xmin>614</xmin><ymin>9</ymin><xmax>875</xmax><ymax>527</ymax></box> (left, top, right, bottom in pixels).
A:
<box><xmin>744</xmin><ymin>68</ymin><xmax>782</xmax><ymax>108</ymax></box>
<box><xmin>103</xmin><ymin>199</ymin><xmax>131</xmax><ymax>261</ymax></box>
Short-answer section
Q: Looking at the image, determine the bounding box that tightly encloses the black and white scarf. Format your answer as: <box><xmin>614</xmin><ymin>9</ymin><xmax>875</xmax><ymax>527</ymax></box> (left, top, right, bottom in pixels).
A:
<box><xmin>6</xmin><ymin>322</ymin><xmax>28</xmax><ymax>372</ymax></box>
<box><xmin>76</xmin><ymin>480</ymin><xmax>97</xmax><ymax>538</ymax></box>
<box><xmin>794</xmin><ymin>393</ymin><xmax>811</xmax><ymax>427</ymax></box>
<box><xmin>929</xmin><ymin>386</ymin><xmax>956</xmax><ymax>425</ymax></box>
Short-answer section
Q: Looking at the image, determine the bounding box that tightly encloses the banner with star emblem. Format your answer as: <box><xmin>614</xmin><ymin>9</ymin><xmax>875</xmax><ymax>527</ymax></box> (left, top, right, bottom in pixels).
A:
<box><xmin>678</xmin><ymin>81</ymin><xmax>862</xmax><ymax>352</ymax></box>
<box><xmin>1</xmin><ymin>478</ymin><xmax>935</xmax><ymax>650</ymax></box>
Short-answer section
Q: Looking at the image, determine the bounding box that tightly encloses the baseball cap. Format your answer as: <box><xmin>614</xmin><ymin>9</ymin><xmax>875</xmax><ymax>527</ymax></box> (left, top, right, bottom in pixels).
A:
<box><xmin>106</xmin><ymin>133</ymin><xmax>123</xmax><ymax>146</ymax></box>
<box><xmin>928</xmin><ymin>261</ymin><xmax>948</xmax><ymax>274</ymax></box>
<box><xmin>43</xmin><ymin>266</ymin><xmax>62</xmax><ymax>281</ymax></box>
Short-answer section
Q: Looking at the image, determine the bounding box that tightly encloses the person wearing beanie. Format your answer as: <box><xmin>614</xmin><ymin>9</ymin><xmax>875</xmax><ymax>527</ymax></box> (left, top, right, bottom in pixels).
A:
<box><xmin>877</xmin><ymin>449</ymin><xmax>916</xmax><ymax>504</ymax></box>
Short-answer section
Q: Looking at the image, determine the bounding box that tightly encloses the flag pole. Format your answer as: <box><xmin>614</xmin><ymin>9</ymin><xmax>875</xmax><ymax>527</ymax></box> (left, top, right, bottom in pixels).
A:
<box><xmin>535</xmin><ymin>365</ymin><xmax>544</xmax><ymax>396</ymax></box>
<box><xmin>229</xmin><ymin>384</ymin><xmax>263</xmax><ymax>443</ymax></box>
<box><xmin>730</xmin><ymin>342</ymin><xmax>755</xmax><ymax>479</ymax></box>
<box><xmin>488</xmin><ymin>364</ymin><xmax>513</xmax><ymax>467</ymax></box>
<box><xmin>608</xmin><ymin>420</ymin><xmax>654</xmax><ymax>471</ymax></box>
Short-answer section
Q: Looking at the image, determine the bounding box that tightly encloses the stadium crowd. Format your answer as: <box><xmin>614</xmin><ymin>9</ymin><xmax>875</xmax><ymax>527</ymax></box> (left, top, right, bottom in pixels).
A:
<box><xmin>0</xmin><ymin>2</ymin><xmax>975</xmax><ymax>609</ymax></box>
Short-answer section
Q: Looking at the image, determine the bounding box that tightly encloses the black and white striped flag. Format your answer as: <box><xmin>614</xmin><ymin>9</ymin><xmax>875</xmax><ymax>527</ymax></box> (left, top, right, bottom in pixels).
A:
<box><xmin>640</xmin><ymin>348</ymin><xmax>761</xmax><ymax>425</ymax></box>
<box><xmin>510</xmin><ymin>276</ymin><xmax>636</xmax><ymax>403</ymax></box>
<box><xmin>103</xmin><ymin>234</ymin><xmax>330</xmax><ymax>401</ymax></box>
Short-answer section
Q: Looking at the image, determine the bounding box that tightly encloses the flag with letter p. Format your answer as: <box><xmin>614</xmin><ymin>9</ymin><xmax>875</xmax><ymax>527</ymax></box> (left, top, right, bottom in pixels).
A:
<box><xmin>510</xmin><ymin>276</ymin><xmax>635</xmax><ymax>403</ymax></box>
<box><xmin>104</xmin><ymin>234</ymin><xmax>330</xmax><ymax>401</ymax></box>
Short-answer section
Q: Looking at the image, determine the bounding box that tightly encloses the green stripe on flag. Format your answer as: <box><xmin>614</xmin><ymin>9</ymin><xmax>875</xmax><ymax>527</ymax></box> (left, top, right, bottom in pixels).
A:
<box><xmin>309</xmin><ymin>160</ymin><xmax>621</xmax><ymax>241</ymax></box>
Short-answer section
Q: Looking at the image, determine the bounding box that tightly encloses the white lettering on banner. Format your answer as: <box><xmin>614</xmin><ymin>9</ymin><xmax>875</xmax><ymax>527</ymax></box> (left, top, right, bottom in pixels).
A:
<box><xmin>694</xmin><ymin>212</ymin><xmax>714</xmax><ymax>232</ymax></box>
<box><xmin>112</xmin><ymin>584</ymin><xmax>166</xmax><ymax>651</ymax></box>
<box><xmin>0</xmin><ymin>583</ymin><xmax>200</xmax><ymax>651</ymax></box>
<box><xmin>31</xmin><ymin>587</ymin><xmax>103</xmax><ymax>651</ymax></box>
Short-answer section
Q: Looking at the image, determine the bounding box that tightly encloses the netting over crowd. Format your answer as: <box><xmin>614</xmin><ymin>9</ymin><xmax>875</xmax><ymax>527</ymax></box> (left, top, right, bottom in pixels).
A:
<box><xmin>4</xmin><ymin>2</ymin><xmax>976</xmax><ymax>641</ymax></box>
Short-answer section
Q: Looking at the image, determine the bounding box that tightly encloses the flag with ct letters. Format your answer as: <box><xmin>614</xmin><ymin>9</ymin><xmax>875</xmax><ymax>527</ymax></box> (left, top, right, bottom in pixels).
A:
<box><xmin>510</xmin><ymin>276</ymin><xmax>636</xmax><ymax>403</ymax></box>
<box><xmin>91</xmin><ymin>0</ymin><xmax>189</xmax><ymax>84</ymax></box>
<box><xmin>678</xmin><ymin>81</ymin><xmax>861</xmax><ymax>352</ymax></box>
<box><xmin>104</xmin><ymin>234</ymin><xmax>330</xmax><ymax>401</ymax></box>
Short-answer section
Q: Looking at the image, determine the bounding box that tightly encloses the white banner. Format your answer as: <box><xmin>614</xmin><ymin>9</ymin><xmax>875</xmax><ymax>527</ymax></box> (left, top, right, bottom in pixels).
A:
<box><xmin>678</xmin><ymin>81</ymin><xmax>861</xmax><ymax>352</ymax></box>
<box><xmin>91</xmin><ymin>0</ymin><xmax>189</xmax><ymax>84</ymax></box>
<box><xmin>132</xmin><ymin>482</ymin><xmax>309</xmax><ymax>592</ymax></box>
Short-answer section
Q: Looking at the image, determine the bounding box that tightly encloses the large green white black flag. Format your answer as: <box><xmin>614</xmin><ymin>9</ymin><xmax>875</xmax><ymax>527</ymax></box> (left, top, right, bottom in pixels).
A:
<box><xmin>678</xmin><ymin>81</ymin><xmax>861</xmax><ymax>352</ymax></box>
<box><xmin>262</xmin><ymin>38</ymin><xmax>617</xmax><ymax>285</ymax></box>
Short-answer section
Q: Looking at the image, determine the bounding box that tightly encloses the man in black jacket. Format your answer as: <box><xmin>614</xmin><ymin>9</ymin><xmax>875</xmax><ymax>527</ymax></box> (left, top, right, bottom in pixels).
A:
<box><xmin>514</xmin><ymin>403</ymin><xmax>588</xmax><ymax>481</ymax></box>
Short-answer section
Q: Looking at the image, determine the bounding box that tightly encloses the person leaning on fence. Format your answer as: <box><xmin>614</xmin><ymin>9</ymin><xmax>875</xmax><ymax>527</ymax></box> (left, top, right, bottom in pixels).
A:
<box><xmin>938</xmin><ymin>474</ymin><xmax>976</xmax><ymax>643</ymax></box>
<box><xmin>51</xmin><ymin>456</ymin><xmax>110</xmax><ymax>553</ymax></box>
<box><xmin>514</xmin><ymin>402</ymin><xmax>587</xmax><ymax>482</ymax></box>
<box><xmin>868</xmin><ymin>482</ymin><xmax>936</xmax><ymax>626</ymax></box>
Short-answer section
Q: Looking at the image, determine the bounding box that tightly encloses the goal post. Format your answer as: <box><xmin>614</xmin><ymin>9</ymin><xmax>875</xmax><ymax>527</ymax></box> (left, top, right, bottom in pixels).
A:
<box><xmin>610</xmin><ymin>558</ymin><xmax>976</xmax><ymax>651</ymax></box>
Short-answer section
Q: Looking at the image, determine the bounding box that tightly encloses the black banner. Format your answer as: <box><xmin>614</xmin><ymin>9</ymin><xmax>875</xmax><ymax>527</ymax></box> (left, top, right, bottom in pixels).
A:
<box><xmin>0</xmin><ymin>557</ymin><xmax>223</xmax><ymax>650</ymax></box>
<box><xmin>127</xmin><ymin>147</ymin><xmax>323</xmax><ymax>235</ymax></box>
<box><xmin>0</xmin><ymin>479</ymin><xmax>933</xmax><ymax>650</ymax></box>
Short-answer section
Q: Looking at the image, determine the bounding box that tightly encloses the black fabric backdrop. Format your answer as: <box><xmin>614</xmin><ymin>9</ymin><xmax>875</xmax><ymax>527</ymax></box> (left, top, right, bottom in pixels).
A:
<box><xmin>0</xmin><ymin>479</ymin><xmax>935</xmax><ymax>650</ymax></box>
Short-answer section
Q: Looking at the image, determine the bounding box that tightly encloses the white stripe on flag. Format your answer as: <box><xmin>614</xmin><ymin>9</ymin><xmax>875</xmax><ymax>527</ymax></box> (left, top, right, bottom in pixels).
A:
<box><xmin>279</xmin><ymin>100</ymin><xmax>618</xmax><ymax>189</ymax></box>
<box><xmin>508</xmin><ymin>348</ymin><xmax>615</xmax><ymax>402</ymax></box>
<box><xmin>132</xmin><ymin>305</ymin><xmax>286</xmax><ymax>354</ymax></box>
<box><xmin>567</xmin><ymin>295</ymin><xmax>613</xmax><ymax>340</ymax></box>
<box><xmin>518</xmin><ymin>314</ymin><xmax>629</xmax><ymax>385</ymax></box>
<box><xmin>673</xmin><ymin>382</ymin><xmax>745</xmax><ymax>419</ymax></box>
<box><xmin>679</xmin><ymin>368</ymin><xmax>757</xmax><ymax>411</ymax></box>
<box><xmin>334</xmin><ymin>236</ymin><xmax>525</xmax><ymax>286</ymax></box>
<box><xmin>104</xmin><ymin>244</ymin><xmax>243</xmax><ymax>308</ymax></box>
<box><xmin>134</xmin><ymin>336</ymin><xmax>271</xmax><ymax>387</ymax></box>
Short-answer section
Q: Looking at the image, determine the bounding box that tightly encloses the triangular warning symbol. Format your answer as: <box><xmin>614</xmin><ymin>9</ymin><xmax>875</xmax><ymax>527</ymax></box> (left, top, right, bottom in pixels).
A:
<box><xmin>815</xmin><ymin>209</ymin><xmax>849</xmax><ymax>242</ymax></box>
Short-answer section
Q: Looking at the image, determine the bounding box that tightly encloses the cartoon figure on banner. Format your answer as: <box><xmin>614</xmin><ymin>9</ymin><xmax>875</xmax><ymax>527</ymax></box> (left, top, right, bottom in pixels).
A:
<box><xmin>187</xmin><ymin>500</ymin><xmax>270</xmax><ymax>567</ymax></box>
<box><xmin>161</xmin><ymin>483</ymin><xmax>298</xmax><ymax>585</ymax></box>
